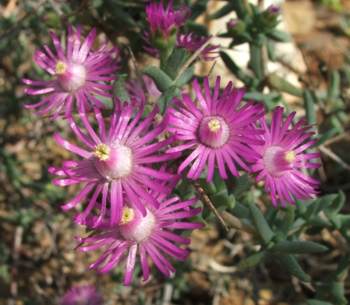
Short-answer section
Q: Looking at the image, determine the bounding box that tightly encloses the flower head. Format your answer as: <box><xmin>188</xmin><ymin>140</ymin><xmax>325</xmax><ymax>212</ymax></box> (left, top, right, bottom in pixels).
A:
<box><xmin>167</xmin><ymin>76</ymin><xmax>264</xmax><ymax>181</ymax></box>
<box><xmin>60</xmin><ymin>284</ymin><xmax>103</xmax><ymax>305</ymax></box>
<box><xmin>251</xmin><ymin>106</ymin><xmax>320</xmax><ymax>206</ymax></box>
<box><xmin>176</xmin><ymin>34</ymin><xmax>219</xmax><ymax>61</ymax></box>
<box><xmin>266</xmin><ymin>4</ymin><xmax>280</xmax><ymax>15</ymax></box>
<box><xmin>23</xmin><ymin>26</ymin><xmax>118</xmax><ymax>117</ymax></box>
<box><xmin>145</xmin><ymin>0</ymin><xmax>189</xmax><ymax>38</ymax></box>
<box><xmin>49</xmin><ymin>102</ymin><xmax>178</xmax><ymax>227</ymax></box>
<box><xmin>227</xmin><ymin>19</ymin><xmax>238</xmax><ymax>30</ymax></box>
<box><xmin>77</xmin><ymin>193</ymin><xmax>202</xmax><ymax>285</ymax></box>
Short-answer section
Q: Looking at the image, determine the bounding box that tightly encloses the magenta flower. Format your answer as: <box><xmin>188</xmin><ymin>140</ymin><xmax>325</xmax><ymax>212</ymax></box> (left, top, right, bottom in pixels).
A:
<box><xmin>251</xmin><ymin>106</ymin><xmax>320</xmax><ymax>206</ymax></box>
<box><xmin>167</xmin><ymin>77</ymin><xmax>264</xmax><ymax>181</ymax></box>
<box><xmin>227</xmin><ymin>19</ymin><xmax>238</xmax><ymax>30</ymax></box>
<box><xmin>49</xmin><ymin>102</ymin><xmax>177</xmax><ymax>226</ymax></box>
<box><xmin>60</xmin><ymin>284</ymin><xmax>103</xmax><ymax>305</ymax></box>
<box><xmin>177</xmin><ymin>34</ymin><xmax>219</xmax><ymax>61</ymax></box>
<box><xmin>77</xmin><ymin>193</ymin><xmax>202</xmax><ymax>285</ymax></box>
<box><xmin>266</xmin><ymin>4</ymin><xmax>280</xmax><ymax>15</ymax></box>
<box><xmin>23</xmin><ymin>26</ymin><xmax>118</xmax><ymax>117</ymax></box>
<box><xmin>145</xmin><ymin>0</ymin><xmax>189</xmax><ymax>38</ymax></box>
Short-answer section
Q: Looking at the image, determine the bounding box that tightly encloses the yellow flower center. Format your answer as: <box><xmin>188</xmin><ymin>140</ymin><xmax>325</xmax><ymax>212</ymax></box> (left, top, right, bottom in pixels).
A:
<box><xmin>285</xmin><ymin>150</ymin><xmax>296</xmax><ymax>163</ymax></box>
<box><xmin>55</xmin><ymin>61</ymin><xmax>67</xmax><ymax>75</ymax></box>
<box><xmin>120</xmin><ymin>207</ymin><xmax>135</xmax><ymax>225</ymax></box>
<box><xmin>94</xmin><ymin>143</ymin><xmax>110</xmax><ymax>161</ymax></box>
<box><xmin>208</xmin><ymin>118</ymin><xmax>221</xmax><ymax>132</ymax></box>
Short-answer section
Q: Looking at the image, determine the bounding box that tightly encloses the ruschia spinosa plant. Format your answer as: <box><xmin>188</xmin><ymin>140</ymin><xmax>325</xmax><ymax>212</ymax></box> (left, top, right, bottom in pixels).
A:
<box><xmin>22</xmin><ymin>1</ymin><xmax>349</xmax><ymax>304</ymax></box>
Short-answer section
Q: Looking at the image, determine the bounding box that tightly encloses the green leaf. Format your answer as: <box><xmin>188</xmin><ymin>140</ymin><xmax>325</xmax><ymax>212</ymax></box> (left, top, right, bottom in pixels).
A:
<box><xmin>333</xmin><ymin>255</ymin><xmax>350</xmax><ymax>281</ymax></box>
<box><xmin>270</xmin><ymin>241</ymin><xmax>328</xmax><ymax>254</ymax></box>
<box><xmin>212</xmin><ymin>192</ymin><xmax>236</xmax><ymax>210</ymax></box>
<box><xmin>249</xmin><ymin>43</ymin><xmax>264</xmax><ymax>80</ymax></box>
<box><xmin>244</xmin><ymin>91</ymin><xmax>280</xmax><ymax>102</ymax></box>
<box><xmin>266</xmin><ymin>40</ymin><xmax>276</xmax><ymax>61</ymax></box>
<box><xmin>280</xmin><ymin>205</ymin><xmax>295</xmax><ymax>234</ymax></box>
<box><xmin>175</xmin><ymin>66</ymin><xmax>194</xmax><ymax>87</ymax></box>
<box><xmin>213</xmin><ymin>171</ymin><xmax>227</xmax><ymax>193</ymax></box>
<box><xmin>306</xmin><ymin>194</ymin><xmax>342</xmax><ymax>221</ymax></box>
<box><xmin>267</xmin><ymin>73</ymin><xmax>303</xmax><ymax>97</ymax></box>
<box><xmin>315</xmin><ymin>282</ymin><xmax>347</xmax><ymax>305</ymax></box>
<box><xmin>143</xmin><ymin>66</ymin><xmax>173</xmax><ymax>92</ymax></box>
<box><xmin>338</xmin><ymin>215</ymin><xmax>350</xmax><ymax>228</ymax></box>
<box><xmin>210</xmin><ymin>3</ymin><xmax>233</xmax><ymax>19</ymax></box>
<box><xmin>232</xmin><ymin>174</ymin><xmax>252</xmax><ymax>197</ymax></box>
<box><xmin>113</xmin><ymin>74</ymin><xmax>130</xmax><ymax>102</ymax></box>
<box><xmin>189</xmin><ymin>0</ymin><xmax>209</xmax><ymax>21</ymax></box>
<box><xmin>232</xmin><ymin>202</ymin><xmax>250</xmax><ymax>219</ymax></box>
<box><xmin>220</xmin><ymin>51</ymin><xmax>252</xmax><ymax>84</ymax></box>
<box><xmin>162</xmin><ymin>48</ymin><xmax>190</xmax><ymax>79</ymax></box>
<box><xmin>267</xmin><ymin>29</ymin><xmax>291</xmax><ymax>42</ymax></box>
<box><xmin>309</xmin><ymin>216</ymin><xmax>332</xmax><ymax>227</ymax></box>
<box><xmin>328</xmin><ymin>71</ymin><xmax>341</xmax><ymax>99</ymax></box>
<box><xmin>198</xmin><ymin>179</ymin><xmax>216</xmax><ymax>195</ymax></box>
<box><xmin>303</xmin><ymin>194</ymin><xmax>338</xmax><ymax>219</ymax></box>
<box><xmin>316</xmin><ymin>128</ymin><xmax>338</xmax><ymax>146</ymax></box>
<box><xmin>238</xmin><ymin>251</ymin><xmax>265</xmax><ymax>269</ymax></box>
<box><xmin>324</xmin><ymin>191</ymin><xmax>345</xmax><ymax>216</ymax></box>
<box><xmin>303</xmin><ymin>90</ymin><xmax>317</xmax><ymax>125</ymax></box>
<box><xmin>277</xmin><ymin>255</ymin><xmax>311</xmax><ymax>282</ymax></box>
<box><xmin>248</xmin><ymin>202</ymin><xmax>274</xmax><ymax>244</ymax></box>
<box><xmin>186</xmin><ymin>22</ymin><xmax>208</xmax><ymax>36</ymax></box>
<box><xmin>230</xmin><ymin>0</ymin><xmax>249</xmax><ymax>18</ymax></box>
<box><xmin>157</xmin><ymin>86</ymin><xmax>180</xmax><ymax>113</ymax></box>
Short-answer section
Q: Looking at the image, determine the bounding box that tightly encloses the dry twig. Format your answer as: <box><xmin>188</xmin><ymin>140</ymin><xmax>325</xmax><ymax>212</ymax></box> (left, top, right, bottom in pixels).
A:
<box><xmin>320</xmin><ymin>145</ymin><xmax>350</xmax><ymax>171</ymax></box>
<box><xmin>193</xmin><ymin>182</ymin><xmax>229</xmax><ymax>232</ymax></box>
<box><xmin>174</xmin><ymin>36</ymin><xmax>215</xmax><ymax>83</ymax></box>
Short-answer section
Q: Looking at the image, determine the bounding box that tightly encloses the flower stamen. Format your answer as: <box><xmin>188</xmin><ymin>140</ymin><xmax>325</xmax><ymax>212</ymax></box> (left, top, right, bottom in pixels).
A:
<box><xmin>120</xmin><ymin>207</ymin><xmax>135</xmax><ymax>225</ymax></box>
<box><xmin>208</xmin><ymin>118</ymin><xmax>221</xmax><ymax>132</ymax></box>
<box><xmin>198</xmin><ymin>116</ymin><xmax>230</xmax><ymax>148</ymax></box>
<box><xmin>94</xmin><ymin>143</ymin><xmax>110</xmax><ymax>161</ymax></box>
<box><xmin>55</xmin><ymin>61</ymin><xmax>67</xmax><ymax>75</ymax></box>
<box><xmin>285</xmin><ymin>150</ymin><xmax>296</xmax><ymax>163</ymax></box>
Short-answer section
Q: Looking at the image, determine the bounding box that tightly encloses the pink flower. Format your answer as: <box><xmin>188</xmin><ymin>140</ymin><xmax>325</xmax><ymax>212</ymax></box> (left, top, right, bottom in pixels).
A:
<box><xmin>23</xmin><ymin>26</ymin><xmax>118</xmax><ymax>117</ymax></box>
<box><xmin>266</xmin><ymin>4</ymin><xmax>280</xmax><ymax>15</ymax></box>
<box><xmin>227</xmin><ymin>19</ymin><xmax>238</xmax><ymax>30</ymax></box>
<box><xmin>49</xmin><ymin>102</ymin><xmax>177</xmax><ymax>227</ymax></box>
<box><xmin>251</xmin><ymin>106</ymin><xmax>320</xmax><ymax>206</ymax></box>
<box><xmin>167</xmin><ymin>77</ymin><xmax>264</xmax><ymax>181</ymax></box>
<box><xmin>145</xmin><ymin>0</ymin><xmax>189</xmax><ymax>38</ymax></box>
<box><xmin>77</xmin><ymin>193</ymin><xmax>202</xmax><ymax>285</ymax></box>
<box><xmin>60</xmin><ymin>284</ymin><xmax>103</xmax><ymax>305</ymax></box>
<box><xmin>177</xmin><ymin>33</ymin><xmax>219</xmax><ymax>61</ymax></box>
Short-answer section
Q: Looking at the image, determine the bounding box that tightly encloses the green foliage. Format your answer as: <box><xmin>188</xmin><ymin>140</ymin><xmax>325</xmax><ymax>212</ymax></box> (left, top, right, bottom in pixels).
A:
<box><xmin>270</xmin><ymin>241</ymin><xmax>328</xmax><ymax>254</ymax></box>
<box><xmin>1</xmin><ymin>0</ymin><xmax>350</xmax><ymax>304</ymax></box>
<box><xmin>114</xmin><ymin>74</ymin><xmax>130</xmax><ymax>102</ymax></box>
<box><xmin>248</xmin><ymin>202</ymin><xmax>274</xmax><ymax>244</ymax></box>
<box><xmin>143</xmin><ymin>66</ymin><xmax>173</xmax><ymax>92</ymax></box>
<box><xmin>277</xmin><ymin>254</ymin><xmax>311</xmax><ymax>282</ymax></box>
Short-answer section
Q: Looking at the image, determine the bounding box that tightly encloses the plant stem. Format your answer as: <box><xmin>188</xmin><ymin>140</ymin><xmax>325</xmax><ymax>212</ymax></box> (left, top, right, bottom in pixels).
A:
<box><xmin>173</xmin><ymin>36</ymin><xmax>214</xmax><ymax>84</ymax></box>
<box><xmin>193</xmin><ymin>182</ymin><xmax>229</xmax><ymax>232</ymax></box>
<box><xmin>221</xmin><ymin>211</ymin><xmax>255</xmax><ymax>234</ymax></box>
<box><xmin>249</xmin><ymin>43</ymin><xmax>264</xmax><ymax>81</ymax></box>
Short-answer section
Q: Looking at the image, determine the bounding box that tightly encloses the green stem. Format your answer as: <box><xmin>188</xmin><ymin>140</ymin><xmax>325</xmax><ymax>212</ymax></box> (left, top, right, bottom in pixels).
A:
<box><xmin>249</xmin><ymin>43</ymin><xmax>264</xmax><ymax>81</ymax></box>
<box><xmin>231</xmin><ymin>0</ymin><xmax>251</xmax><ymax>18</ymax></box>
